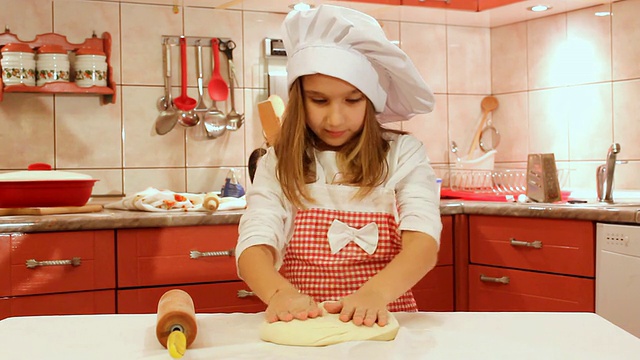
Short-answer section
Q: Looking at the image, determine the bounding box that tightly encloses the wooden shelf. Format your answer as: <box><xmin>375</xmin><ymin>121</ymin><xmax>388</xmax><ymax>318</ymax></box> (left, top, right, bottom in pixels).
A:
<box><xmin>0</xmin><ymin>31</ymin><xmax>116</xmax><ymax>105</ymax></box>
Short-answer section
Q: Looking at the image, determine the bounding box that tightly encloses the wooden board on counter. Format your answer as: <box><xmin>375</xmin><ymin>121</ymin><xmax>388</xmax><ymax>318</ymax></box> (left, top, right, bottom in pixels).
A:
<box><xmin>0</xmin><ymin>204</ymin><xmax>103</xmax><ymax>216</ymax></box>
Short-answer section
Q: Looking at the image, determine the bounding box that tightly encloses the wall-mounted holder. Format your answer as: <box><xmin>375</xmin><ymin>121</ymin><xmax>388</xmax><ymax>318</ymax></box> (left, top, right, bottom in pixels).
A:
<box><xmin>161</xmin><ymin>36</ymin><xmax>231</xmax><ymax>47</ymax></box>
<box><xmin>157</xmin><ymin>35</ymin><xmax>244</xmax><ymax>136</ymax></box>
<box><xmin>0</xmin><ymin>28</ymin><xmax>116</xmax><ymax>104</ymax></box>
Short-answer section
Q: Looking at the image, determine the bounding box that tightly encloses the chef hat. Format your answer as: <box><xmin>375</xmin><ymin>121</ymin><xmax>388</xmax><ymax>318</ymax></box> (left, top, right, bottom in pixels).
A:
<box><xmin>281</xmin><ymin>5</ymin><xmax>435</xmax><ymax>123</ymax></box>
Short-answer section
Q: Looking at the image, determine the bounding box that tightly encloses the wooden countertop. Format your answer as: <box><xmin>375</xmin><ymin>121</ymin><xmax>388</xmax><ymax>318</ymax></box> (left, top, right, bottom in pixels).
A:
<box><xmin>0</xmin><ymin>200</ymin><xmax>638</xmax><ymax>233</ymax></box>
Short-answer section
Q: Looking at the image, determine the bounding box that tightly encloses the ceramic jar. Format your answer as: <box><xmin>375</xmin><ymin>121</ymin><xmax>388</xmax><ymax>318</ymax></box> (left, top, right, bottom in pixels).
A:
<box><xmin>36</xmin><ymin>44</ymin><xmax>70</xmax><ymax>86</ymax></box>
<box><xmin>73</xmin><ymin>47</ymin><xmax>107</xmax><ymax>87</ymax></box>
<box><xmin>1</xmin><ymin>43</ymin><xmax>36</xmax><ymax>86</ymax></box>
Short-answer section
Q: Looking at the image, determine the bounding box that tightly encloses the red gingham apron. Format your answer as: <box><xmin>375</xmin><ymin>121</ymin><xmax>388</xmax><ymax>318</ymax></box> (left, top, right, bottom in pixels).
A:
<box><xmin>281</xmin><ymin>181</ymin><xmax>418</xmax><ymax>312</ymax></box>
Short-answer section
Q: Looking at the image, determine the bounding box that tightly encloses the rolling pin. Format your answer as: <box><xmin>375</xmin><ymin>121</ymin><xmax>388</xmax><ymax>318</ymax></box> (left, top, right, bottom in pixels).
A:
<box><xmin>156</xmin><ymin>289</ymin><xmax>198</xmax><ymax>359</ymax></box>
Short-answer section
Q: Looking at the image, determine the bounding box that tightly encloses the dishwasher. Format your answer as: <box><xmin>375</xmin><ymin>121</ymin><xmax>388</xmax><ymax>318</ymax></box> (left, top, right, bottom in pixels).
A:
<box><xmin>596</xmin><ymin>223</ymin><xmax>640</xmax><ymax>338</ymax></box>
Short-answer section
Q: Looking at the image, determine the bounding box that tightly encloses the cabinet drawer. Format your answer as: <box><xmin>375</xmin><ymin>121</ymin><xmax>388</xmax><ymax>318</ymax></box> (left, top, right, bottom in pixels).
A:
<box><xmin>117</xmin><ymin>282</ymin><xmax>265</xmax><ymax>314</ymax></box>
<box><xmin>0</xmin><ymin>230</ymin><xmax>115</xmax><ymax>296</ymax></box>
<box><xmin>412</xmin><ymin>265</ymin><xmax>454</xmax><ymax>311</ymax></box>
<box><xmin>468</xmin><ymin>265</ymin><xmax>594</xmax><ymax>312</ymax></box>
<box><xmin>0</xmin><ymin>290</ymin><xmax>115</xmax><ymax>321</ymax></box>
<box><xmin>117</xmin><ymin>226</ymin><xmax>239</xmax><ymax>288</ymax></box>
<box><xmin>469</xmin><ymin>216</ymin><xmax>594</xmax><ymax>277</ymax></box>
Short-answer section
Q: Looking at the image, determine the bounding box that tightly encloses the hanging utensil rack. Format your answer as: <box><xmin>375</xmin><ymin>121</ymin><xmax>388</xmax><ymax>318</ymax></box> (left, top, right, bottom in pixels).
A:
<box><xmin>161</xmin><ymin>36</ymin><xmax>231</xmax><ymax>47</ymax></box>
<box><xmin>158</xmin><ymin>35</ymin><xmax>243</xmax><ymax>136</ymax></box>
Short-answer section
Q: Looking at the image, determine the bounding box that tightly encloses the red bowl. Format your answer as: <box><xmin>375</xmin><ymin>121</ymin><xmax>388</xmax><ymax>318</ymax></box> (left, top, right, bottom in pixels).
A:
<box><xmin>0</xmin><ymin>179</ymin><xmax>98</xmax><ymax>208</ymax></box>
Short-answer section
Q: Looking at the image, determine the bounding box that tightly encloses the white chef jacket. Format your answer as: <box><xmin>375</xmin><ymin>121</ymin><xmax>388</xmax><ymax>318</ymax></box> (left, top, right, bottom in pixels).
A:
<box><xmin>235</xmin><ymin>133</ymin><xmax>442</xmax><ymax>271</ymax></box>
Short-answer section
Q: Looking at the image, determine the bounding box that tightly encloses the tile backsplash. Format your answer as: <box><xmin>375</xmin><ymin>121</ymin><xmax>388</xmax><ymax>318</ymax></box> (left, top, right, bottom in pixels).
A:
<box><xmin>0</xmin><ymin>0</ymin><xmax>638</xmax><ymax>197</ymax></box>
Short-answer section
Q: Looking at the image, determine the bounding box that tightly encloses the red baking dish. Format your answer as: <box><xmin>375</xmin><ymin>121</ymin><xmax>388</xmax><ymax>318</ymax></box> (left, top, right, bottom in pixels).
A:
<box><xmin>0</xmin><ymin>163</ymin><xmax>98</xmax><ymax>208</ymax></box>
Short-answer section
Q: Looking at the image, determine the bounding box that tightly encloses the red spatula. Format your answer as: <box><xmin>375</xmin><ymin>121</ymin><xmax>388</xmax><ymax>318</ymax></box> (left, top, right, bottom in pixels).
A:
<box><xmin>207</xmin><ymin>38</ymin><xmax>229</xmax><ymax>102</ymax></box>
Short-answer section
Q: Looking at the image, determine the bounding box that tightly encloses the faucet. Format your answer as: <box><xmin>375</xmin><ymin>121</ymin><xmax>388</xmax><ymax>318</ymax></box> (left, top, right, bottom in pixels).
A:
<box><xmin>596</xmin><ymin>143</ymin><xmax>621</xmax><ymax>203</ymax></box>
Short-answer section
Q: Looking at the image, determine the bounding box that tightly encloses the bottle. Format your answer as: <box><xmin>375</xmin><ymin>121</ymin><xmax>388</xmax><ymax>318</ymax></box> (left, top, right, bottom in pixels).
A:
<box><xmin>220</xmin><ymin>168</ymin><xmax>245</xmax><ymax>198</ymax></box>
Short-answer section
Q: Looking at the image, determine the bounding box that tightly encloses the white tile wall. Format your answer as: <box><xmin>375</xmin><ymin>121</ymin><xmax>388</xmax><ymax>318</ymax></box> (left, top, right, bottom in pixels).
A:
<box><xmin>1</xmin><ymin>0</ymin><xmax>639</xmax><ymax>197</ymax></box>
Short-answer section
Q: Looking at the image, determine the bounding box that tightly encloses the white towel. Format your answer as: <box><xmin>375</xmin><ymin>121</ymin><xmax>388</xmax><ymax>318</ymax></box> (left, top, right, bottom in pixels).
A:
<box><xmin>104</xmin><ymin>187</ymin><xmax>246</xmax><ymax>212</ymax></box>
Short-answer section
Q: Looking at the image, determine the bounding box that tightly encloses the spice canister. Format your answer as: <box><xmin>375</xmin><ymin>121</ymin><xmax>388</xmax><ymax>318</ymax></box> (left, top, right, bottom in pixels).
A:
<box><xmin>36</xmin><ymin>44</ymin><xmax>70</xmax><ymax>86</ymax></box>
<box><xmin>73</xmin><ymin>47</ymin><xmax>107</xmax><ymax>87</ymax></box>
<box><xmin>1</xmin><ymin>43</ymin><xmax>36</xmax><ymax>86</ymax></box>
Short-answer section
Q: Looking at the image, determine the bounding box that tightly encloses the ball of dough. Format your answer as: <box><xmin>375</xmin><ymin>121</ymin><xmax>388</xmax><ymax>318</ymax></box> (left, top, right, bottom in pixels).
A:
<box><xmin>259</xmin><ymin>305</ymin><xmax>400</xmax><ymax>347</ymax></box>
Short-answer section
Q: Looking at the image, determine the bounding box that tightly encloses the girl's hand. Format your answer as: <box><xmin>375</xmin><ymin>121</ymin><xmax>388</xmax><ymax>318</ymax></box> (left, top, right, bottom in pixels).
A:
<box><xmin>265</xmin><ymin>289</ymin><xmax>322</xmax><ymax>323</ymax></box>
<box><xmin>323</xmin><ymin>290</ymin><xmax>389</xmax><ymax>327</ymax></box>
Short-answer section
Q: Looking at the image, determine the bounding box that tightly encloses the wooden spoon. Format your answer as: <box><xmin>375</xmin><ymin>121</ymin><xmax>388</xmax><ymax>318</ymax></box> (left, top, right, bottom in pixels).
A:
<box><xmin>173</xmin><ymin>36</ymin><xmax>197</xmax><ymax>112</ymax></box>
<box><xmin>466</xmin><ymin>96</ymin><xmax>499</xmax><ymax>158</ymax></box>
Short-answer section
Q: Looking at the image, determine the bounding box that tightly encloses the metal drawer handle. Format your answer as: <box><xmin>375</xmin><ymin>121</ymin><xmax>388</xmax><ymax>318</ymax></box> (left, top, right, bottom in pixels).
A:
<box><xmin>510</xmin><ymin>238</ymin><xmax>543</xmax><ymax>249</ymax></box>
<box><xmin>190</xmin><ymin>249</ymin><xmax>234</xmax><ymax>259</ymax></box>
<box><xmin>25</xmin><ymin>257</ymin><xmax>81</xmax><ymax>269</ymax></box>
<box><xmin>480</xmin><ymin>274</ymin><xmax>510</xmax><ymax>284</ymax></box>
<box><xmin>237</xmin><ymin>289</ymin><xmax>255</xmax><ymax>298</ymax></box>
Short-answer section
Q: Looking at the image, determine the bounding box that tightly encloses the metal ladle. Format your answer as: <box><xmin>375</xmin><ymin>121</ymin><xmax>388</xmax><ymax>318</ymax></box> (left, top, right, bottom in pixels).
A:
<box><xmin>174</xmin><ymin>36</ymin><xmax>199</xmax><ymax>127</ymax></box>
<box><xmin>155</xmin><ymin>39</ymin><xmax>180</xmax><ymax>135</ymax></box>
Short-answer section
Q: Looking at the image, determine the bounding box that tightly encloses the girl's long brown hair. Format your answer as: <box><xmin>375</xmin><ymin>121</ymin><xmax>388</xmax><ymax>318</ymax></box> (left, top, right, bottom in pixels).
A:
<box><xmin>273</xmin><ymin>78</ymin><xmax>406</xmax><ymax>209</ymax></box>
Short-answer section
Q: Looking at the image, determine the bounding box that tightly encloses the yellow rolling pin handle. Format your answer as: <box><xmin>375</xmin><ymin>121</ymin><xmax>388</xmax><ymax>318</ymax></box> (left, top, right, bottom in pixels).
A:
<box><xmin>167</xmin><ymin>330</ymin><xmax>187</xmax><ymax>359</ymax></box>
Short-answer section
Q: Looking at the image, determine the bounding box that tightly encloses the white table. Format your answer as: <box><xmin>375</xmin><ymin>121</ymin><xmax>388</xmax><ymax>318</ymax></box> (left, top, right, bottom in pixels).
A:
<box><xmin>0</xmin><ymin>312</ymin><xmax>638</xmax><ymax>359</ymax></box>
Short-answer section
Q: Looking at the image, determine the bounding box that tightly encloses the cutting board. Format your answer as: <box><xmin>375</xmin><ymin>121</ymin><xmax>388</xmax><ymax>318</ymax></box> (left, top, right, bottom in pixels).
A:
<box><xmin>257</xmin><ymin>97</ymin><xmax>282</xmax><ymax>146</ymax></box>
<box><xmin>0</xmin><ymin>204</ymin><xmax>104</xmax><ymax>216</ymax></box>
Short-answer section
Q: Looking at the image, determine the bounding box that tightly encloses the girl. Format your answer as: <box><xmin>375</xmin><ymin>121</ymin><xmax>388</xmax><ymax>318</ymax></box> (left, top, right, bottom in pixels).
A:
<box><xmin>236</xmin><ymin>5</ymin><xmax>442</xmax><ymax>327</ymax></box>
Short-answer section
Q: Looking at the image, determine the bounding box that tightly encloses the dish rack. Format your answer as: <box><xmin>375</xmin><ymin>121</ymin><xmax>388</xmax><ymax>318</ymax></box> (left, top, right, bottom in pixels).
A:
<box><xmin>434</xmin><ymin>167</ymin><xmax>570</xmax><ymax>195</ymax></box>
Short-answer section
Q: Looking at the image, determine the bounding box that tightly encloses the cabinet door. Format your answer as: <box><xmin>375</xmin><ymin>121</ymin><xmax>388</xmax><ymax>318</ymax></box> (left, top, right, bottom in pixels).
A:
<box><xmin>117</xmin><ymin>282</ymin><xmax>265</xmax><ymax>314</ymax></box>
<box><xmin>2</xmin><ymin>230</ymin><xmax>115</xmax><ymax>296</ymax></box>
<box><xmin>468</xmin><ymin>265</ymin><xmax>594</xmax><ymax>312</ymax></box>
<box><xmin>117</xmin><ymin>226</ymin><xmax>239</xmax><ymax>288</ymax></box>
<box><xmin>413</xmin><ymin>265</ymin><xmax>454</xmax><ymax>311</ymax></box>
<box><xmin>469</xmin><ymin>216</ymin><xmax>594</xmax><ymax>277</ymax></box>
<box><xmin>0</xmin><ymin>290</ymin><xmax>115</xmax><ymax>321</ymax></box>
<box><xmin>438</xmin><ymin>215</ymin><xmax>453</xmax><ymax>265</ymax></box>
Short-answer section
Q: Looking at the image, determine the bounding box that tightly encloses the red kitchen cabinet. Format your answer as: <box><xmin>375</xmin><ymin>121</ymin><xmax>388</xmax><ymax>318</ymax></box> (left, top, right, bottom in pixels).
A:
<box><xmin>117</xmin><ymin>225</ymin><xmax>239</xmax><ymax>288</ymax></box>
<box><xmin>1</xmin><ymin>230</ymin><xmax>115</xmax><ymax>296</ymax></box>
<box><xmin>116</xmin><ymin>225</ymin><xmax>265</xmax><ymax>314</ymax></box>
<box><xmin>468</xmin><ymin>265</ymin><xmax>594</xmax><ymax>311</ymax></box>
<box><xmin>118</xmin><ymin>282</ymin><xmax>265</xmax><ymax>314</ymax></box>
<box><xmin>413</xmin><ymin>265</ymin><xmax>454</xmax><ymax>311</ymax></box>
<box><xmin>469</xmin><ymin>216</ymin><xmax>594</xmax><ymax>277</ymax></box>
<box><xmin>466</xmin><ymin>216</ymin><xmax>595</xmax><ymax>312</ymax></box>
<box><xmin>0</xmin><ymin>230</ymin><xmax>116</xmax><ymax>320</ymax></box>
<box><xmin>3</xmin><ymin>290</ymin><xmax>115</xmax><ymax>318</ymax></box>
<box><xmin>413</xmin><ymin>215</ymin><xmax>454</xmax><ymax>311</ymax></box>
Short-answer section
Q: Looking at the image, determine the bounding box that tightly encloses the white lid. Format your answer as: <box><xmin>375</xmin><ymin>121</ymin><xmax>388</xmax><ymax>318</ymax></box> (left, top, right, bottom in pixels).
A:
<box><xmin>0</xmin><ymin>163</ymin><xmax>93</xmax><ymax>181</ymax></box>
